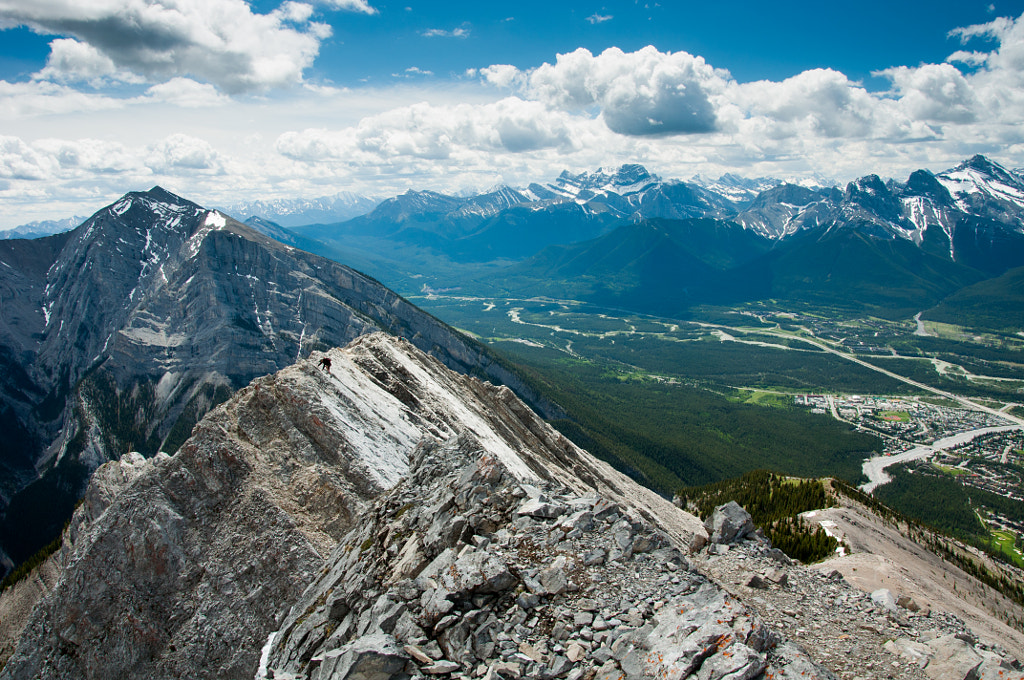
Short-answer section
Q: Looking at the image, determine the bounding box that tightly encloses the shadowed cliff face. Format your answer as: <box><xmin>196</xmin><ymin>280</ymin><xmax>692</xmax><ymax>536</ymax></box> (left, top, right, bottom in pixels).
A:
<box><xmin>3</xmin><ymin>338</ymin><xmax>1022</xmax><ymax>680</ymax></box>
<box><xmin>0</xmin><ymin>334</ymin><xmax>704</xmax><ymax>680</ymax></box>
<box><xmin>0</xmin><ymin>187</ymin><xmax>560</xmax><ymax>570</ymax></box>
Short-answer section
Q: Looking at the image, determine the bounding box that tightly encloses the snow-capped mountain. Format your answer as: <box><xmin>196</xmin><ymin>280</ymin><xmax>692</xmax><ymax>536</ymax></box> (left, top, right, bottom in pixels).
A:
<box><xmin>934</xmin><ymin>154</ymin><xmax>1024</xmax><ymax>226</ymax></box>
<box><xmin>0</xmin><ymin>187</ymin><xmax>553</xmax><ymax>574</ymax></box>
<box><xmin>524</xmin><ymin>163</ymin><xmax>661</xmax><ymax>201</ymax></box>
<box><xmin>689</xmin><ymin>172</ymin><xmax>782</xmax><ymax>204</ymax></box>
<box><xmin>219</xmin><ymin>191</ymin><xmax>380</xmax><ymax>227</ymax></box>
<box><xmin>732</xmin><ymin>156</ymin><xmax>1024</xmax><ymax>257</ymax></box>
<box><xmin>524</xmin><ymin>164</ymin><xmax>739</xmax><ymax>221</ymax></box>
<box><xmin>0</xmin><ymin>216</ymin><xmax>85</xmax><ymax>240</ymax></box>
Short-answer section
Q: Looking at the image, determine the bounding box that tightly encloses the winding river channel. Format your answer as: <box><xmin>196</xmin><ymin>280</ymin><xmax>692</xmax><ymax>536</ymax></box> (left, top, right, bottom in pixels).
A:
<box><xmin>860</xmin><ymin>425</ymin><xmax>1023</xmax><ymax>493</ymax></box>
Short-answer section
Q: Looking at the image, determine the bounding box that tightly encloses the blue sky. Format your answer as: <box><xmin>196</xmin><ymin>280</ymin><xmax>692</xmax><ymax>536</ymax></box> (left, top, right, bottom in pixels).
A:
<box><xmin>1</xmin><ymin>0</ymin><xmax>1024</xmax><ymax>227</ymax></box>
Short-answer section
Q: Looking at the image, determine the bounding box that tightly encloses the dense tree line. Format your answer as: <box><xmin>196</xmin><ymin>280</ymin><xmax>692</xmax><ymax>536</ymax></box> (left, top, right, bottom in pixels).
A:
<box><xmin>0</xmin><ymin>526</ymin><xmax>64</xmax><ymax>594</ymax></box>
<box><xmin>676</xmin><ymin>470</ymin><xmax>842</xmax><ymax>563</ymax></box>
<box><xmin>873</xmin><ymin>465</ymin><xmax>987</xmax><ymax>539</ymax></box>
<box><xmin>503</xmin><ymin>344</ymin><xmax>880</xmax><ymax>493</ymax></box>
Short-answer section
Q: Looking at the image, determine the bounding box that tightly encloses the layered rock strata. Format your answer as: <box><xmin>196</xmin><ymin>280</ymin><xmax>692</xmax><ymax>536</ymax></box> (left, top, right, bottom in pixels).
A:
<box><xmin>0</xmin><ymin>333</ymin><xmax>702</xmax><ymax>679</ymax></box>
<box><xmin>260</xmin><ymin>433</ymin><xmax>836</xmax><ymax>680</ymax></box>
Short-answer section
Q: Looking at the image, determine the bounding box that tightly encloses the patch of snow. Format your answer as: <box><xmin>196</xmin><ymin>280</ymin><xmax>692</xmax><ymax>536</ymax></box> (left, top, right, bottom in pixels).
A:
<box><xmin>204</xmin><ymin>211</ymin><xmax>227</xmax><ymax>229</ymax></box>
<box><xmin>257</xmin><ymin>632</ymin><xmax>278</xmax><ymax>680</ymax></box>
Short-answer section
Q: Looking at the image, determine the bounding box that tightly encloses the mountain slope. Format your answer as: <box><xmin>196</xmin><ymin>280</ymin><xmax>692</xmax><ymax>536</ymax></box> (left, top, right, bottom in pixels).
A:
<box><xmin>0</xmin><ymin>188</ymin><xmax>558</xmax><ymax>572</ymax></box>
<box><xmin>0</xmin><ymin>334</ymin><xmax>705</xmax><ymax>679</ymax></box>
<box><xmin>493</xmin><ymin>218</ymin><xmax>772</xmax><ymax>315</ymax></box>
<box><xmin>3</xmin><ymin>334</ymin><xmax>1019</xmax><ymax>680</ymax></box>
<box><xmin>760</xmin><ymin>222</ymin><xmax>986</xmax><ymax>316</ymax></box>
<box><xmin>923</xmin><ymin>264</ymin><xmax>1024</xmax><ymax>330</ymax></box>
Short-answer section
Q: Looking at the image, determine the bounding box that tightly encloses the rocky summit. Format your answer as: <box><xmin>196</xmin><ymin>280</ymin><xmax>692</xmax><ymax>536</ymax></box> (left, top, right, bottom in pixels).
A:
<box><xmin>0</xmin><ymin>186</ymin><xmax>553</xmax><ymax>575</ymax></box>
<box><xmin>1</xmin><ymin>333</ymin><xmax>1021</xmax><ymax>680</ymax></box>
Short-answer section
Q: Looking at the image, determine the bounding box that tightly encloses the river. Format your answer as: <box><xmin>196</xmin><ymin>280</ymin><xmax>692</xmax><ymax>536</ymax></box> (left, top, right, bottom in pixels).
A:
<box><xmin>860</xmin><ymin>425</ymin><xmax>1022</xmax><ymax>493</ymax></box>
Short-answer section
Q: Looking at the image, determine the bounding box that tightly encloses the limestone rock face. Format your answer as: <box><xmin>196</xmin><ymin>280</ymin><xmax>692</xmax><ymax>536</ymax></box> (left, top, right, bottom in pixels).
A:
<box><xmin>259</xmin><ymin>433</ymin><xmax>830</xmax><ymax>680</ymax></box>
<box><xmin>0</xmin><ymin>333</ymin><xmax>704</xmax><ymax>680</ymax></box>
<box><xmin>0</xmin><ymin>187</ymin><xmax>559</xmax><ymax>572</ymax></box>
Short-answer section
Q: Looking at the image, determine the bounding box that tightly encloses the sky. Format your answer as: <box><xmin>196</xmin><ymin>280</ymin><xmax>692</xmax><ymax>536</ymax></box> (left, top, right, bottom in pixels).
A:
<box><xmin>2</xmin><ymin>1</ymin><xmax>1024</xmax><ymax>228</ymax></box>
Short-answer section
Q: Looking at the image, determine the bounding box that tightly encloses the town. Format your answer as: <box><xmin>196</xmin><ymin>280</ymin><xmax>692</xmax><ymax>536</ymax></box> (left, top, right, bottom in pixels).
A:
<box><xmin>797</xmin><ymin>393</ymin><xmax>1024</xmax><ymax>555</ymax></box>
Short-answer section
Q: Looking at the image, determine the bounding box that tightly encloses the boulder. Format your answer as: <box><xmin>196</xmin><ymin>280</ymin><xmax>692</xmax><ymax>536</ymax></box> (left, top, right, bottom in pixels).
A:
<box><xmin>924</xmin><ymin>635</ymin><xmax>984</xmax><ymax>680</ymax></box>
<box><xmin>314</xmin><ymin>633</ymin><xmax>408</xmax><ymax>680</ymax></box>
<box><xmin>870</xmin><ymin>589</ymin><xmax>897</xmax><ymax>613</ymax></box>
<box><xmin>704</xmin><ymin>501</ymin><xmax>755</xmax><ymax>544</ymax></box>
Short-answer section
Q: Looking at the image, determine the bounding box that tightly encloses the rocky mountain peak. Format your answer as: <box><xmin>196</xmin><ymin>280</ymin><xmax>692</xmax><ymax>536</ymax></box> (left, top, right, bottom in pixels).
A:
<box><xmin>0</xmin><ymin>333</ymin><xmax>705</xmax><ymax>679</ymax></box>
<box><xmin>0</xmin><ymin>186</ymin><xmax>561</xmax><ymax>575</ymax></box>
<box><xmin>551</xmin><ymin>165</ymin><xmax>659</xmax><ymax>196</ymax></box>
<box><xmin>4</xmin><ymin>333</ymin><xmax>1015</xmax><ymax>680</ymax></box>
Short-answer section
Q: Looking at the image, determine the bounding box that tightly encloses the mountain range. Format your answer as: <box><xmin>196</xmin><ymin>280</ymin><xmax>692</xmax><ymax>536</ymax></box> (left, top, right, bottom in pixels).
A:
<box><xmin>279</xmin><ymin>155</ymin><xmax>1024</xmax><ymax>322</ymax></box>
<box><xmin>0</xmin><ymin>160</ymin><xmax>1022</xmax><ymax>678</ymax></box>
<box><xmin>2</xmin><ymin>154</ymin><xmax>1023</xmax><ymax>574</ymax></box>
<box><xmin>0</xmin><ymin>188</ymin><xmax>555</xmax><ymax>576</ymax></box>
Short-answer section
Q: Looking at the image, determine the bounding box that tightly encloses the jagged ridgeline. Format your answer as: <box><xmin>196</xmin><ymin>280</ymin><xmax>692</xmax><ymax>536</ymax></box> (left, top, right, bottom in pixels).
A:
<box><xmin>675</xmin><ymin>470</ymin><xmax>842</xmax><ymax>563</ymax></box>
<box><xmin>0</xmin><ymin>187</ymin><xmax>558</xmax><ymax>574</ymax></box>
<box><xmin>285</xmin><ymin>156</ymin><xmax>1024</xmax><ymax>325</ymax></box>
<box><xmin>5</xmin><ymin>336</ymin><xmax>1021</xmax><ymax>680</ymax></box>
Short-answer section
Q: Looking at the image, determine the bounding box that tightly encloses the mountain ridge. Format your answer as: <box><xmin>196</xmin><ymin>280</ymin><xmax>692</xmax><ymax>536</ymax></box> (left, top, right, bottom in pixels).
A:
<box><xmin>0</xmin><ymin>187</ymin><xmax>560</xmax><ymax>573</ymax></box>
<box><xmin>0</xmin><ymin>333</ymin><xmax>704</xmax><ymax>679</ymax></box>
<box><xmin>2</xmin><ymin>333</ymin><xmax>1020</xmax><ymax>680</ymax></box>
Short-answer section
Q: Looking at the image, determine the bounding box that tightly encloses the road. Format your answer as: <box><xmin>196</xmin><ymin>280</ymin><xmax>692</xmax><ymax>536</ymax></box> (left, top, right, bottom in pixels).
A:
<box><xmin>701</xmin><ymin>321</ymin><xmax>1024</xmax><ymax>493</ymax></box>
<box><xmin>755</xmin><ymin>329</ymin><xmax>1024</xmax><ymax>429</ymax></box>
<box><xmin>860</xmin><ymin>425</ymin><xmax>1022</xmax><ymax>493</ymax></box>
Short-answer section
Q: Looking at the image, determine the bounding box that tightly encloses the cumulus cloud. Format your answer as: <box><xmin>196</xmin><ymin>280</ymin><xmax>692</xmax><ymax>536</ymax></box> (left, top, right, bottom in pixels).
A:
<box><xmin>322</xmin><ymin>0</ymin><xmax>378</xmax><ymax>14</ymax></box>
<box><xmin>145</xmin><ymin>78</ymin><xmax>230</xmax><ymax>107</ymax></box>
<box><xmin>0</xmin><ymin>136</ymin><xmax>55</xmax><ymax>180</ymax></box>
<box><xmin>34</xmin><ymin>137</ymin><xmax>138</xmax><ymax>174</ymax></box>
<box><xmin>275</xmin><ymin>97</ymin><xmax>580</xmax><ymax>164</ymax></box>
<box><xmin>147</xmin><ymin>134</ymin><xmax>223</xmax><ymax>171</ymax></box>
<box><xmin>9</xmin><ymin>13</ymin><xmax>1024</xmax><ymax>228</ymax></box>
<box><xmin>0</xmin><ymin>0</ymin><xmax>331</xmax><ymax>93</ymax></box>
<box><xmin>0</xmin><ymin>79</ymin><xmax>126</xmax><ymax>117</ymax></box>
<box><xmin>480</xmin><ymin>64</ymin><xmax>523</xmax><ymax>89</ymax></box>
<box><xmin>730</xmin><ymin>69</ymin><xmax>881</xmax><ymax>139</ymax></box>
<box><xmin>586</xmin><ymin>14</ymin><xmax>612</xmax><ymax>24</ymax></box>
<box><xmin>0</xmin><ymin>132</ymin><xmax>223</xmax><ymax>185</ymax></box>
<box><xmin>503</xmin><ymin>46</ymin><xmax>727</xmax><ymax>136</ymax></box>
<box><xmin>879</xmin><ymin>63</ymin><xmax>978</xmax><ymax>123</ymax></box>
<box><xmin>33</xmin><ymin>38</ymin><xmax>143</xmax><ymax>86</ymax></box>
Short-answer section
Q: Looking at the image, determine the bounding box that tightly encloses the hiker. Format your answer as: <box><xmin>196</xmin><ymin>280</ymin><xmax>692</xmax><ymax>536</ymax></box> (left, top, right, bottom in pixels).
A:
<box><xmin>318</xmin><ymin>356</ymin><xmax>332</xmax><ymax>372</ymax></box>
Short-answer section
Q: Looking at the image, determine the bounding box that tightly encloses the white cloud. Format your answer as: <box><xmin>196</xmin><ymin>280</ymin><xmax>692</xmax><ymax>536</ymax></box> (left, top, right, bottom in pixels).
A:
<box><xmin>0</xmin><ymin>79</ymin><xmax>127</xmax><ymax>117</ymax></box>
<box><xmin>730</xmin><ymin>68</ymin><xmax>881</xmax><ymax>139</ymax></box>
<box><xmin>421</xmin><ymin>26</ymin><xmax>470</xmax><ymax>38</ymax></box>
<box><xmin>33</xmin><ymin>38</ymin><xmax>144</xmax><ymax>86</ymax></box>
<box><xmin>586</xmin><ymin>14</ymin><xmax>612</xmax><ymax>24</ymax></box>
<box><xmin>393</xmin><ymin>67</ymin><xmax>434</xmax><ymax>78</ymax></box>
<box><xmin>34</xmin><ymin>137</ymin><xmax>138</xmax><ymax>174</ymax></box>
<box><xmin>276</xmin><ymin>97</ymin><xmax>583</xmax><ymax>166</ymax></box>
<box><xmin>0</xmin><ymin>0</ymin><xmax>332</xmax><ymax>93</ymax></box>
<box><xmin>147</xmin><ymin>134</ymin><xmax>223</xmax><ymax>171</ymax></box>
<box><xmin>0</xmin><ymin>136</ymin><xmax>55</xmax><ymax>180</ymax></box>
<box><xmin>323</xmin><ymin>0</ymin><xmax>378</xmax><ymax>13</ymax></box>
<box><xmin>491</xmin><ymin>46</ymin><xmax>727</xmax><ymax>135</ymax></box>
<box><xmin>145</xmin><ymin>78</ymin><xmax>230</xmax><ymax>107</ymax></box>
<box><xmin>879</xmin><ymin>63</ymin><xmax>978</xmax><ymax>123</ymax></box>
<box><xmin>7</xmin><ymin>13</ymin><xmax>1024</xmax><ymax>229</ymax></box>
<box><xmin>480</xmin><ymin>64</ymin><xmax>523</xmax><ymax>89</ymax></box>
